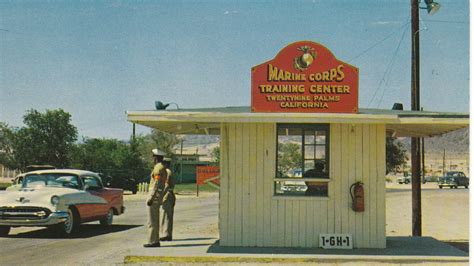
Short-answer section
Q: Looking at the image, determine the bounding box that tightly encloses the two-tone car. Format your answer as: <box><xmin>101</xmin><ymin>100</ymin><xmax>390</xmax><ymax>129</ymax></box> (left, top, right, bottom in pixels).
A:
<box><xmin>0</xmin><ymin>169</ymin><xmax>124</xmax><ymax>236</ymax></box>
<box><xmin>438</xmin><ymin>171</ymin><xmax>469</xmax><ymax>189</ymax></box>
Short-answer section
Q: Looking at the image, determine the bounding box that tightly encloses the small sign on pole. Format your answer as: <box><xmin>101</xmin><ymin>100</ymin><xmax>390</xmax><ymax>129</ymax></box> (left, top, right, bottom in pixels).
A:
<box><xmin>196</xmin><ymin>166</ymin><xmax>220</xmax><ymax>197</ymax></box>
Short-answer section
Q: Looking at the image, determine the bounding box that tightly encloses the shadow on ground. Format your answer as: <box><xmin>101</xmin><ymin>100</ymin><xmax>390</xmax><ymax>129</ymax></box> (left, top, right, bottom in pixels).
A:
<box><xmin>7</xmin><ymin>224</ymin><xmax>142</xmax><ymax>239</ymax></box>
<box><xmin>171</xmin><ymin>237</ymin><xmax>216</xmax><ymax>242</ymax></box>
<box><xmin>207</xmin><ymin>236</ymin><xmax>468</xmax><ymax>257</ymax></box>
<box><xmin>443</xmin><ymin>241</ymin><xmax>469</xmax><ymax>254</ymax></box>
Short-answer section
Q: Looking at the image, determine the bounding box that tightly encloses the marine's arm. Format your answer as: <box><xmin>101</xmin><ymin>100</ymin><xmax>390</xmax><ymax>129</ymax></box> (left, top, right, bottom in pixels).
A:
<box><xmin>147</xmin><ymin>164</ymin><xmax>168</xmax><ymax>205</ymax></box>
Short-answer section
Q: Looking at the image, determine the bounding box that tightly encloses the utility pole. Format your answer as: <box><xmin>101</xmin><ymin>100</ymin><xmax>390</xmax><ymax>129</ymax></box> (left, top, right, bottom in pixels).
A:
<box><xmin>421</xmin><ymin>108</ymin><xmax>425</xmax><ymax>184</ymax></box>
<box><xmin>411</xmin><ymin>0</ymin><xmax>422</xmax><ymax>237</ymax></box>
<box><xmin>132</xmin><ymin>123</ymin><xmax>136</xmax><ymax>142</ymax></box>
<box><xmin>180</xmin><ymin>139</ymin><xmax>184</xmax><ymax>183</ymax></box>
<box><xmin>442</xmin><ymin>149</ymin><xmax>446</xmax><ymax>176</ymax></box>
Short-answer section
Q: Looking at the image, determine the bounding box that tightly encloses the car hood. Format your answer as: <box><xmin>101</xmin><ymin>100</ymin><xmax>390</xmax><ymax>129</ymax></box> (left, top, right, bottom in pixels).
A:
<box><xmin>0</xmin><ymin>186</ymin><xmax>80</xmax><ymax>207</ymax></box>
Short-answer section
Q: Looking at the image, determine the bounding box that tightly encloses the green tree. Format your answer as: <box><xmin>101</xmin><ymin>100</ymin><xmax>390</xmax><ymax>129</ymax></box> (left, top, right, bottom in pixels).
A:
<box><xmin>277</xmin><ymin>142</ymin><xmax>302</xmax><ymax>177</ymax></box>
<box><xmin>71</xmin><ymin>137</ymin><xmax>149</xmax><ymax>193</ymax></box>
<box><xmin>0</xmin><ymin>123</ymin><xmax>17</xmax><ymax>168</ymax></box>
<box><xmin>0</xmin><ymin>109</ymin><xmax>77</xmax><ymax>170</ymax></box>
<box><xmin>386</xmin><ymin>136</ymin><xmax>408</xmax><ymax>174</ymax></box>
<box><xmin>150</xmin><ymin>129</ymin><xmax>180</xmax><ymax>156</ymax></box>
<box><xmin>136</xmin><ymin>129</ymin><xmax>180</xmax><ymax>165</ymax></box>
<box><xmin>211</xmin><ymin>146</ymin><xmax>220</xmax><ymax>163</ymax></box>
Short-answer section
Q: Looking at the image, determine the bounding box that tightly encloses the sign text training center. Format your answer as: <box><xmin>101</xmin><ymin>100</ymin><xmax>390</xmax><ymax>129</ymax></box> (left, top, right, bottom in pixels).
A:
<box><xmin>127</xmin><ymin>41</ymin><xmax>468</xmax><ymax>248</ymax></box>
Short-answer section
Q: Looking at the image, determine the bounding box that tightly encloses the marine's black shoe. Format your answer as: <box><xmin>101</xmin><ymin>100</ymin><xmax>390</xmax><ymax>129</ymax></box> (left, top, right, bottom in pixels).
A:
<box><xmin>159</xmin><ymin>237</ymin><xmax>172</xmax><ymax>241</ymax></box>
<box><xmin>143</xmin><ymin>242</ymin><xmax>161</xmax><ymax>247</ymax></box>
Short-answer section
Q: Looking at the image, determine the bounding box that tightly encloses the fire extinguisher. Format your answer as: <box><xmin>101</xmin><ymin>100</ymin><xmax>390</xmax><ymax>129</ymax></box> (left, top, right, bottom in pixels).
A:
<box><xmin>350</xmin><ymin>181</ymin><xmax>364</xmax><ymax>212</ymax></box>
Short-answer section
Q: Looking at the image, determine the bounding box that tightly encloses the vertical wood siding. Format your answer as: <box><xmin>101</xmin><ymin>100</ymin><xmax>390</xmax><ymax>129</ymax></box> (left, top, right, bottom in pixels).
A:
<box><xmin>219</xmin><ymin>123</ymin><xmax>386</xmax><ymax>248</ymax></box>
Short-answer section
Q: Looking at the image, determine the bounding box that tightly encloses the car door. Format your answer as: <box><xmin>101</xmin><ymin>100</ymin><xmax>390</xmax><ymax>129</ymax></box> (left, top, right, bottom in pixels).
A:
<box><xmin>79</xmin><ymin>175</ymin><xmax>109</xmax><ymax>220</ymax></box>
<box><xmin>459</xmin><ymin>172</ymin><xmax>468</xmax><ymax>186</ymax></box>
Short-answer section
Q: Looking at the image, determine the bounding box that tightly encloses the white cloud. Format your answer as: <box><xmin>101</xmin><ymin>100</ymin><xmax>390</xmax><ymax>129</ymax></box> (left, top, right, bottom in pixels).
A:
<box><xmin>372</xmin><ymin>20</ymin><xmax>403</xmax><ymax>26</ymax></box>
<box><xmin>223</xmin><ymin>10</ymin><xmax>238</xmax><ymax>15</ymax></box>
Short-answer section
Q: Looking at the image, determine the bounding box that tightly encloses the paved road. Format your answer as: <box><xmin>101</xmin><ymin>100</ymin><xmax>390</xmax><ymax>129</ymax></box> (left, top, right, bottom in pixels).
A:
<box><xmin>0</xmin><ymin>184</ymin><xmax>468</xmax><ymax>265</ymax></box>
<box><xmin>386</xmin><ymin>183</ymin><xmax>469</xmax><ymax>243</ymax></box>
<box><xmin>0</xmin><ymin>193</ymin><xmax>219</xmax><ymax>265</ymax></box>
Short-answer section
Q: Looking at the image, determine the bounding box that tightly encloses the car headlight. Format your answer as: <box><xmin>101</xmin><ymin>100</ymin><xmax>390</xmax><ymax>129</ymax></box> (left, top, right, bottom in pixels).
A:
<box><xmin>51</xmin><ymin>196</ymin><xmax>60</xmax><ymax>206</ymax></box>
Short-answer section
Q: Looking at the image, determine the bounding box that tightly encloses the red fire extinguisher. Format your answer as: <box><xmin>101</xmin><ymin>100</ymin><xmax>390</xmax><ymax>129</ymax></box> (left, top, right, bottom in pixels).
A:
<box><xmin>350</xmin><ymin>181</ymin><xmax>364</xmax><ymax>212</ymax></box>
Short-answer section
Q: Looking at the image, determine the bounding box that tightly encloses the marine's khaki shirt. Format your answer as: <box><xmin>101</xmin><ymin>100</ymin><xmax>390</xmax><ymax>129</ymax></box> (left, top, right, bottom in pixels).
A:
<box><xmin>148</xmin><ymin>162</ymin><xmax>168</xmax><ymax>203</ymax></box>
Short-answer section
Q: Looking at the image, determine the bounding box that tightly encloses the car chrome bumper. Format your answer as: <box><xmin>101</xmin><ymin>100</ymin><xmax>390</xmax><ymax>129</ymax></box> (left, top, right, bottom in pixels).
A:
<box><xmin>438</xmin><ymin>183</ymin><xmax>455</xmax><ymax>186</ymax></box>
<box><xmin>0</xmin><ymin>211</ymin><xmax>69</xmax><ymax>226</ymax></box>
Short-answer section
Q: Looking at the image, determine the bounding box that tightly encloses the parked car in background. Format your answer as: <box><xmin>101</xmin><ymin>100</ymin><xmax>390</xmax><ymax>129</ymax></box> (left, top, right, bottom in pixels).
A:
<box><xmin>397</xmin><ymin>175</ymin><xmax>411</xmax><ymax>184</ymax></box>
<box><xmin>396</xmin><ymin>175</ymin><xmax>426</xmax><ymax>184</ymax></box>
<box><xmin>0</xmin><ymin>169</ymin><xmax>124</xmax><ymax>237</ymax></box>
<box><xmin>438</xmin><ymin>171</ymin><xmax>469</xmax><ymax>189</ymax></box>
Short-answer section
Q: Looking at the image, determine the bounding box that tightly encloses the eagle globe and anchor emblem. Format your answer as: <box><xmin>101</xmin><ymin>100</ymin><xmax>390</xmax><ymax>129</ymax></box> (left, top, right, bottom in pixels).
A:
<box><xmin>293</xmin><ymin>45</ymin><xmax>317</xmax><ymax>71</ymax></box>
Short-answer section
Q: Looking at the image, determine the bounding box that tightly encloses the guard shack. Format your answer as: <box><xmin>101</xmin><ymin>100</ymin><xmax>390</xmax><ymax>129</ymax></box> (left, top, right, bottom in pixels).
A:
<box><xmin>127</xmin><ymin>41</ymin><xmax>468</xmax><ymax>249</ymax></box>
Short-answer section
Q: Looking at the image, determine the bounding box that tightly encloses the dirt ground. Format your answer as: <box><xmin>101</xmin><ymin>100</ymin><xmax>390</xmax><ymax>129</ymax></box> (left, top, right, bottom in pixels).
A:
<box><xmin>385</xmin><ymin>182</ymin><xmax>469</xmax><ymax>253</ymax></box>
<box><xmin>131</xmin><ymin>183</ymin><xmax>469</xmax><ymax>245</ymax></box>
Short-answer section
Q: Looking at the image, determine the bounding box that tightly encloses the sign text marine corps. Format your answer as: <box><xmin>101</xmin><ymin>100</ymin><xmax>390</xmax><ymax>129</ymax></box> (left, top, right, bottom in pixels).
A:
<box><xmin>251</xmin><ymin>41</ymin><xmax>359</xmax><ymax>113</ymax></box>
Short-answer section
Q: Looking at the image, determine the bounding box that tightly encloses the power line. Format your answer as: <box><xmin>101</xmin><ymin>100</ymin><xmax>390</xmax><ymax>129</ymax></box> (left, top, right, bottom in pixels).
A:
<box><xmin>367</xmin><ymin>22</ymin><xmax>410</xmax><ymax>108</ymax></box>
<box><xmin>348</xmin><ymin>19</ymin><xmax>410</xmax><ymax>63</ymax></box>
<box><xmin>376</xmin><ymin>23</ymin><xmax>410</xmax><ymax>108</ymax></box>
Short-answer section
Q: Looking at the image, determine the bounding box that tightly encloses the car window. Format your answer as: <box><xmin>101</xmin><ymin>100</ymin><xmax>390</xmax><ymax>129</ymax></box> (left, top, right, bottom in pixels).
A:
<box><xmin>82</xmin><ymin>175</ymin><xmax>103</xmax><ymax>190</ymax></box>
<box><xmin>23</xmin><ymin>173</ymin><xmax>80</xmax><ymax>189</ymax></box>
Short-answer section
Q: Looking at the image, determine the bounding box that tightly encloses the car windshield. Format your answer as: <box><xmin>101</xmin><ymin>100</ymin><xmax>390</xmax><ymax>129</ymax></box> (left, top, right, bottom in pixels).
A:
<box><xmin>23</xmin><ymin>173</ymin><xmax>80</xmax><ymax>189</ymax></box>
<box><xmin>446</xmin><ymin>172</ymin><xmax>460</xmax><ymax>177</ymax></box>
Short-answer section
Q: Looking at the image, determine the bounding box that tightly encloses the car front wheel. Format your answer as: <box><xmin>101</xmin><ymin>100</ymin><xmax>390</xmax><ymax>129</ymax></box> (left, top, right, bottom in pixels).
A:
<box><xmin>439</xmin><ymin>186</ymin><xmax>443</xmax><ymax>189</ymax></box>
<box><xmin>55</xmin><ymin>208</ymin><xmax>79</xmax><ymax>236</ymax></box>
<box><xmin>0</xmin><ymin>226</ymin><xmax>10</xmax><ymax>236</ymax></box>
<box><xmin>100</xmin><ymin>208</ymin><xmax>114</xmax><ymax>226</ymax></box>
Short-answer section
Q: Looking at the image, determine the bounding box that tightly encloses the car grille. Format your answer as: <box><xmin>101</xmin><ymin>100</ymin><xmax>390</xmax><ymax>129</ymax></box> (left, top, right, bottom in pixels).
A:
<box><xmin>0</xmin><ymin>207</ymin><xmax>52</xmax><ymax>220</ymax></box>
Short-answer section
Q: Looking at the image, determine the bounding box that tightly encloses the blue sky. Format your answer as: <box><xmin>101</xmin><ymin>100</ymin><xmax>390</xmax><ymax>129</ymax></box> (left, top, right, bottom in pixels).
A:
<box><xmin>0</xmin><ymin>0</ymin><xmax>469</xmax><ymax>140</ymax></box>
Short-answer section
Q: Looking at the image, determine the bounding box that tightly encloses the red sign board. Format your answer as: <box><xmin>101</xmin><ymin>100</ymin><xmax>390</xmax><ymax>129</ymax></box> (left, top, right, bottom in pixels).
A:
<box><xmin>196</xmin><ymin>166</ymin><xmax>220</xmax><ymax>186</ymax></box>
<box><xmin>251</xmin><ymin>41</ymin><xmax>358</xmax><ymax>113</ymax></box>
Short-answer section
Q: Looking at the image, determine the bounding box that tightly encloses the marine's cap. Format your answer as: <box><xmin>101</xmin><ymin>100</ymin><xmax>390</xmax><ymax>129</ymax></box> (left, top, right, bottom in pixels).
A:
<box><xmin>163</xmin><ymin>157</ymin><xmax>172</xmax><ymax>162</ymax></box>
<box><xmin>152</xmin><ymin>148</ymin><xmax>166</xmax><ymax>156</ymax></box>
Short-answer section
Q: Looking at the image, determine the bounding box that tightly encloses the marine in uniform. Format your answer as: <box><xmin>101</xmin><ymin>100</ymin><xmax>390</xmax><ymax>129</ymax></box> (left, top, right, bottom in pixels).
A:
<box><xmin>160</xmin><ymin>158</ymin><xmax>175</xmax><ymax>241</ymax></box>
<box><xmin>144</xmin><ymin>148</ymin><xmax>168</xmax><ymax>248</ymax></box>
<box><xmin>303</xmin><ymin>161</ymin><xmax>328</xmax><ymax>196</ymax></box>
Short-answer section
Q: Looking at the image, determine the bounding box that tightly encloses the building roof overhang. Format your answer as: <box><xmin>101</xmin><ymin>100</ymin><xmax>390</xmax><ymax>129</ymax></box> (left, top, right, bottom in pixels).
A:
<box><xmin>127</xmin><ymin>106</ymin><xmax>469</xmax><ymax>137</ymax></box>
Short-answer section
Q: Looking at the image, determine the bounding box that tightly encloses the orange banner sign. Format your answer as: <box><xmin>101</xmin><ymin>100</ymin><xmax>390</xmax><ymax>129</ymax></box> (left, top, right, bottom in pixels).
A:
<box><xmin>196</xmin><ymin>166</ymin><xmax>220</xmax><ymax>186</ymax></box>
<box><xmin>251</xmin><ymin>41</ymin><xmax>358</xmax><ymax>113</ymax></box>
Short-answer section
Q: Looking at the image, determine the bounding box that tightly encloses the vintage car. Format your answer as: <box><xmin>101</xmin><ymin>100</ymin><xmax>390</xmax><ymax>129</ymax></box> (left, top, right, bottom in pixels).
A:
<box><xmin>438</xmin><ymin>171</ymin><xmax>469</xmax><ymax>189</ymax></box>
<box><xmin>0</xmin><ymin>169</ymin><xmax>124</xmax><ymax>236</ymax></box>
<box><xmin>396</xmin><ymin>175</ymin><xmax>426</xmax><ymax>184</ymax></box>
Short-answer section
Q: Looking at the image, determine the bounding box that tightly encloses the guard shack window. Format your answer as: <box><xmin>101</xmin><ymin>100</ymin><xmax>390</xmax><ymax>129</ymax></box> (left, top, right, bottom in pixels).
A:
<box><xmin>275</xmin><ymin>124</ymin><xmax>329</xmax><ymax>197</ymax></box>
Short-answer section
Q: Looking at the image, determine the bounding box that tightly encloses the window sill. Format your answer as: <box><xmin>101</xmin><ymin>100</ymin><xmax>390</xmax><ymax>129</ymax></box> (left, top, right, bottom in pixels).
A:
<box><xmin>272</xmin><ymin>196</ymin><xmax>330</xmax><ymax>201</ymax></box>
<box><xmin>274</xmin><ymin>178</ymin><xmax>331</xmax><ymax>182</ymax></box>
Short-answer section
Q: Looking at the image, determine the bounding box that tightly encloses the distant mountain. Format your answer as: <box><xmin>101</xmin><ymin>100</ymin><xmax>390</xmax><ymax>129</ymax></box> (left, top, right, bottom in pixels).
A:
<box><xmin>398</xmin><ymin>127</ymin><xmax>469</xmax><ymax>156</ymax></box>
<box><xmin>177</xmin><ymin>128</ymin><xmax>469</xmax><ymax>158</ymax></box>
<box><xmin>181</xmin><ymin>135</ymin><xmax>220</xmax><ymax>147</ymax></box>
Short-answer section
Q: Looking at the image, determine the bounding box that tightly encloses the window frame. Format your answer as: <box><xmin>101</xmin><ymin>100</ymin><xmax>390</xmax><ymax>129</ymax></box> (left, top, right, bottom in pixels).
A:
<box><xmin>274</xmin><ymin>123</ymin><xmax>331</xmax><ymax>197</ymax></box>
<box><xmin>81</xmin><ymin>175</ymin><xmax>104</xmax><ymax>190</ymax></box>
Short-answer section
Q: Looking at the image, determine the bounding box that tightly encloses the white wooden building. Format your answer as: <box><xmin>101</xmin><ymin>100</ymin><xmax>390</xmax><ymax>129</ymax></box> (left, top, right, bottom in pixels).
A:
<box><xmin>127</xmin><ymin>107</ymin><xmax>468</xmax><ymax>248</ymax></box>
<box><xmin>128</xmin><ymin>41</ymin><xmax>468</xmax><ymax>248</ymax></box>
